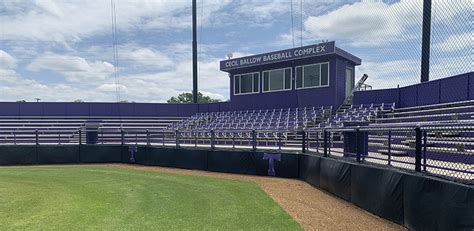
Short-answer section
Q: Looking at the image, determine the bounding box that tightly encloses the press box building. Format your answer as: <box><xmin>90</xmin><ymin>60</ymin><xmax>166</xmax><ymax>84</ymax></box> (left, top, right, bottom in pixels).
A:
<box><xmin>220</xmin><ymin>41</ymin><xmax>361</xmax><ymax>110</ymax></box>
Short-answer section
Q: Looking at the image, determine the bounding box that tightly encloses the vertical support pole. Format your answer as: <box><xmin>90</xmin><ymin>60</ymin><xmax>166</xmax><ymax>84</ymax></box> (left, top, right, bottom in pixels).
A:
<box><xmin>415</xmin><ymin>126</ymin><xmax>422</xmax><ymax>172</ymax></box>
<box><xmin>420</xmin><ymin>0</ymin><xmax>431</xmax><ymax>83</ymax></box>
<box><xmin>35</xmin><ymin>129</ymin><xmax>39</xmax><ymax>163</ymax></box>
<box><xmin>162</xmin><ymin>131</ymin><xmax>165</xmax><ymax>147</ymax></box>
<box><xmin>388</xmin><ymin>130</ymin><xmax>392</xmax><ymax>166</ymax></box>
<box><xmin>423</xmin><ymin>130</ymin><xmax>427</xmax><ymax>172</ymax></box>
<box><xmin>323</xmin><ymin>130</ymin><xmax>328</xmax><ymax>157</ymax></box>
<box><xmin>192</xmin><ymin>0</ymin><xmax>198</xmax><ymax>103</ymax></box>
<box><xmin>328</xmin><ymin>132</ymin><xmax>332</xmax><ymax>155</ymax></box>
<box><xmin>252</xmin><ymin>130</ymin><xmax>256</xmax><ymax>151</ymax></box>
<box><xmin>278</xmin><ymin>132</ymin><xmax>282</xmax><ymax>151</ymax></box>
<box><xmin>316</xmin><ymin>132</ymin><xmax>319</xmax><ymax>153</ymax></box>
<box><xmin>121</xmin><ymin>129</ymin><xmax>124</xmax><ymax>145</ymax></box>
<box><xmin>79</xmin><ymin>129</ymin><xmax>82</xmax><ymax>145</ymax></box>
<box><xmin>210</xmin><ymin>130</ymin><xmax>215</xmax><ymax>150</ymax></box>
<box><xmin>302</xmin><ymin>130</ymin><xmax>306</xmax><ymax>153</ymax></box>
<box><xmin>35</xmin><ymin>129</ymin><xmax>39</xmax><ymax>145</ymax></box>
<box><xmin>146</xmin><ymin>129</ymin><xmax>150</xmax><ymax>146</ymax></box>
<box><xmin>194</xmin><ymin>132</ymin><xmax>198</xmax><ymax>148</ymax></box>
<box><xmin>232</xmin><ymin>132</ymin><xmax>236</xmax><ymax>149</ymax></box>
<box><xmin>356</xmin><ymin>128</ymin><xmax>361</xmax><ymax>163</ymax></box>
<box><xmin>175</xmin><ymin>130</ymin><xmax>179</xmax><ymax>148</ymax></box>
<box><xmin>13</xmin><ymin>132</ymin><xmax>16</xmax><ymax>145</ymax></box>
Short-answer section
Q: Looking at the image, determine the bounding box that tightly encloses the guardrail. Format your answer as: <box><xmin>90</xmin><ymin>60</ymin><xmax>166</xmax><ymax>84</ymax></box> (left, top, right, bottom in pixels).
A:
<box><xmin>0</xmin><ymin>124</ymin><xmax>472</xmax><ymax>183</ymax></box>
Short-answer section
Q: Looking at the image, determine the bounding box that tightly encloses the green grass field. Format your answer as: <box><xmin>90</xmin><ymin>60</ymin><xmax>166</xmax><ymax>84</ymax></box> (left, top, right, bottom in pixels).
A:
<box><xmin>0</xmin><ymin>165</ymin><xmax>300</xmax><ymax>230</ymax></box>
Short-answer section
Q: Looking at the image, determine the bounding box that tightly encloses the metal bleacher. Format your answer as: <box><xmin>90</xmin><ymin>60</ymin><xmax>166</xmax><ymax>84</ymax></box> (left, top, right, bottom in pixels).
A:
<box><xmin>0</xmin><ymin>116</ymin><xmax>185</xmax><ymax>145</ymax></box>
<box><xmin>366</xmin><ymin>100</ymin><xmax>474</xmax><ymax>160</ymax></box>
<box><xmin>168</xmin><ymin>106</ymin><xmax>333</xmax><ymax>131</ymax></box>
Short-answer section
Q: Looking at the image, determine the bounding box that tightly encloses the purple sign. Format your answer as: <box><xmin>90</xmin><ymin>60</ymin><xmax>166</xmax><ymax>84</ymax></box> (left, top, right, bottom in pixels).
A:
<box><xmin>220</xmin><ymin>41</ymin><xmax>335</xmax><ymax>71</ymax></box>
<box><xmin>128</xmin><ymin>146</ymin><xmax>137</xmax><ymax>163</ymax></box>
<box><xmin>263</xmin><ymin>153</ymin><xmax>281</xmax><ymax>176</ymax></box>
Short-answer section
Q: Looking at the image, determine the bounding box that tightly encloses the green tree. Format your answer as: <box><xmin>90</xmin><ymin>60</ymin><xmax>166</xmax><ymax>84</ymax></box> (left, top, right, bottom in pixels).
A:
<box><xmin>167</xmin><ymin>92</ymin><xmax>222</xmax><ymax>104</ymax></box>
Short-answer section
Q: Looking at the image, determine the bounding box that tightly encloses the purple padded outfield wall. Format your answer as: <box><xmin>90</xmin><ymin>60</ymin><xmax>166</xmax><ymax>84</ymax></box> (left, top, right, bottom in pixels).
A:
<box><xmin>353</xmin><ymin>72</ymin><xmax>473</xmax><ymax>108</ymax></box>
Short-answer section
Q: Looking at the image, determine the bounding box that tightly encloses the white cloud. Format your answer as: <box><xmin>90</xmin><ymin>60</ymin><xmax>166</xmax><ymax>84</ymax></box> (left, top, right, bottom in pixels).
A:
<box><xmin>200</xmin><ymin>91</ymin><xmax>226</xmax><ymax>101</ymax></box>
<box><xmin>0</xmin><ymin>50</ymin><xmax>21</xmax><ymax>83</ymax></box>
<box><xmin>301</xmin><ymin>0</ymin><xmax>469</xmax><ymax>47</ymax></box>
<box><xmin>125</xmin><ymin>48</ymin><xmax>174</xmax><ymax>68</ymax></box>
<box><xmin>27</xmin><ymin>53</ymin><xmax>114</xmax><ymax>82</ymax></box>
<box><xmin>97</xmin><ymin>83</ymin><xmax>128</xmax><ymax>93</ymax></box>
<box><xmin>0</xmin><ymin>0</ymin><xmax>232</xmax><ymax>43</ymax></box>
<box><xmin>356</xmin><ymin>59</ymin><xmax>421</xmax><ymax>89</ymax></box>
<box><xmin>303</xmin><ymin>1</ymin><xmax>422</xmax><ymax>46</ymax></box>
<box><xmin>236</xmin><ymin>0</ymin><xmax>290</xmax><ymax>21</ymax></box>
<box><xmin>434</xmin><ymin>32</ymin><xmax>472</xmax><ymax>52</ymax></box>
<box><xmin>0</xmin><ymin>50</ymin><xmax>17</xmax><ymax>69</ymax></box>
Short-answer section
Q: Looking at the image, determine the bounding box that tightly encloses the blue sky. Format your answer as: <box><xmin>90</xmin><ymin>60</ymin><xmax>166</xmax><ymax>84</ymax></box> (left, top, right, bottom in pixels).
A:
<box><xmin>0</xmin><ymin>0</ymin><xmax>471</xmax><ymax>102</ymax></box>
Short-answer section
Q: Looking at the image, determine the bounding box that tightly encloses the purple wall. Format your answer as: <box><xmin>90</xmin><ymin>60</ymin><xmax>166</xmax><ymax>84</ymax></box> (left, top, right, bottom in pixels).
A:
<box><xmin>0</xmin><ymin>102</ymin><xmax>230</xmax><ymax>117</ymax></box>
<box><xmin>1</xmin><ymin>73</ymin><xmax>470</xmax><ymax>117</ymax></box>
<box><xmin>353</xmin><ymin>72</ymin><xmax>473</xmax><ymax>107</ymax></box>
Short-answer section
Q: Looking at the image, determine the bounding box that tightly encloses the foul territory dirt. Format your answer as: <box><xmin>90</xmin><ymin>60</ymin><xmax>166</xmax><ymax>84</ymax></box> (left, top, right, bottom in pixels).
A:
<box><xmin>106</xmin><ymin>164</ymin><xmax>404</xmax><ymax>231</ymax></box>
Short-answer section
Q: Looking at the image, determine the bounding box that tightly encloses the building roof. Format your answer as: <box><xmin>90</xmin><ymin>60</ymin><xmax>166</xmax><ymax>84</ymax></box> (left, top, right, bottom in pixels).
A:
<box><xmin>220</xmin><ymin>41</ymin><xmax>361</xmax><ymax>72</ymax></box>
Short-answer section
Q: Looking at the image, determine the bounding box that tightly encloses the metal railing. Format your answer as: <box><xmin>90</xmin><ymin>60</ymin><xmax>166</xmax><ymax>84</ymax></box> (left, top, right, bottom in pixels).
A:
<box><xmin>0</xmin><ymin>124</ymin><xmax>472</xmax><ymax>183</ymax></box>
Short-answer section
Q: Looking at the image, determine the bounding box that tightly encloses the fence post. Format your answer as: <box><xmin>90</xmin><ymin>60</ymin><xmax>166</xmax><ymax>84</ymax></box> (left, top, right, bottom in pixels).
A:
<box><xmin>323</xmin><ymin>130</ymin><xmax>328</xmax><ymax>157</ymax></box>
<box><xmin>356</xmin><ymin>127</ymin><xmax>361</xmax><ymax>163</ymax></box>
<box><xmin>423</xmin><ymin>130</ymin><xmax>427</xmax><ymax>172</ymax></box>
<box><xmin>35</xmin><ymin>129</ymin><xmax>39</xmax><ymax>145</ymax></box>
<box><xmin>194</xmin><ymin>132</ymin><xmax>198</xmax><ymax>148</ymax></box>
<box><xmin>146</xmin><ymin>129</ymin><xmax>150</xmax><ymax>146</ymax></box>
<box><xmin>232</xmin><ymin>132</ymin><xmax>236</xmax><ymax>149</ymax></box>
<box><xmin>415</xmin><ymin>126</ymin><xmax>422</xmax><ymax>172</ymax></box>
<box><xmin>252</xmin><ymin>130</ymin><xmax>256</xmax><ymax>151</ymax></box>
<box><xmin>79</xmin><ymin>129</ymin><xmax>82</xmax><ymax>145</ymax></box>
<box><xmin>278</xmin><ymin>132</ymin><xmax>282</xmax><ymax>151</ymax></box>
<box><xmin>210</xmin><ymin>130</ymin><xmax>215</xmax><ymax>150</ymax></box>
<box><xmin>388</xmin><ymin>130</ymin><xmax>392</xmax><ymax>166</ymax></box>
<box><xmin>162</xmin><ymin>131</ymin><xmax>165</xmax><ymax>147</ymax></box>
<box><xmin>301</xmin><ymin>130</ymin><xmax>306</xmax><ymax>153</ymax></box>
<box><xmin>121</xmin><ymin>129</ymin><xmax>124</xmax><ymax>146</ymax></box>
<box><xmin>175</xmin><ymin>130</ymin><xmax>179</xmax><ymax>148</ymax></box>
<box><xmin>13</xmin><ymin>132</ymin><xmax>16</xmax><ymax>145</ymax></box>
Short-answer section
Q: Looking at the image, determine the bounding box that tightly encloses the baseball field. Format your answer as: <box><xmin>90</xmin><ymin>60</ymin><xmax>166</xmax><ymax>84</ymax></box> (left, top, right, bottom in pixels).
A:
<box><xmin>0</xmin><ymin>165</ymin><xmax>300</xmax><ymax>230</ymax></box>
<box><xmin>0</xmin><ymin>164</ymin><xmax>404</xmax><ymax>230</ymax></box>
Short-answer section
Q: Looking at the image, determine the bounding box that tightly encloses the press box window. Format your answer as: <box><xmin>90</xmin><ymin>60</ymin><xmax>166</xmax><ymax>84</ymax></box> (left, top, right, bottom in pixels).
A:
<box><xmin>296</xmin><ymin>63</ymin><xmax>329</xmax><ymax>89</ymax></box>
<box><xmin>234</xmin><ymin>73</ymin><xmax>260</xmax><ymax>95</ymax></box>
<box><xmin>263</xmin><ymin>68</ymin><xmax>292</xmax><ymax>92</ymax></box>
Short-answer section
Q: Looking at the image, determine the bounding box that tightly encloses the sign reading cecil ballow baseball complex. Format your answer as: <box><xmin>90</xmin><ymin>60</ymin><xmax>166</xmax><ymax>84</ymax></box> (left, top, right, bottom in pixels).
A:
<box><xmin>220</xmin><ymin>41</ymin><xmax>335</xmax><ymax>71</ymax></box>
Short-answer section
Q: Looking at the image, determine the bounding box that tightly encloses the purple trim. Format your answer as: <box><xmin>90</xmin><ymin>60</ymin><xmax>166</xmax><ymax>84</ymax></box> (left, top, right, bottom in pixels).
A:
<box><xmin>220</xmin><ymin>41</ymin><xmax>337</xmax><ymax>71</ymax></box>
<box><xmin>335</xmin><ymin>47</ymin><xmax>361</xmax><ymax>65</ymax></box>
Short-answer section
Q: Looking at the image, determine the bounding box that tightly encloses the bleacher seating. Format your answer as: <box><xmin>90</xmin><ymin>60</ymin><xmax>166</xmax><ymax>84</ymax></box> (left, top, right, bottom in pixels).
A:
<box><xmin>374</xmin><ymin>100</ymin><xmax>474</xmax><ymax>126</ymax></box>
<box><xmin>0</xmin><ymin>116</ymin><xmax>184</xmax><ymax>144</ymax></box>
<box><xmin>367</xmin><ymin>100</ymin><xmax>474</xmax><ymax>158</ymax></box>
<box><xmin>311</xmin><ymin>103</ymin><xmax>394</xmax><ymax>128</ymax></box>
<box><xmin>168</xmin><ymin>106</ymin><xmax>333</xmax><ymax>131</ymax></box>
